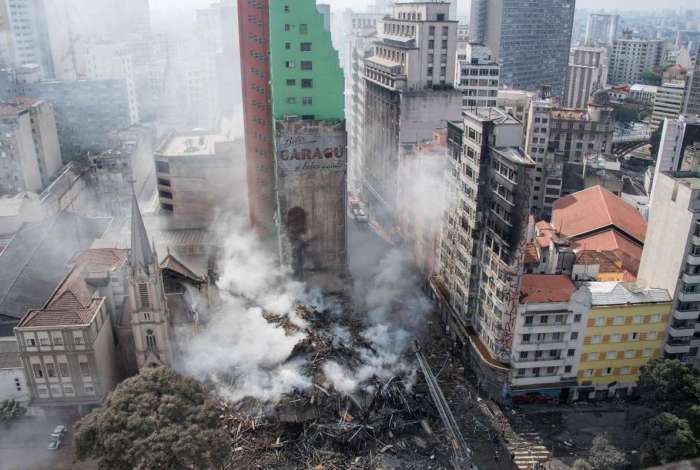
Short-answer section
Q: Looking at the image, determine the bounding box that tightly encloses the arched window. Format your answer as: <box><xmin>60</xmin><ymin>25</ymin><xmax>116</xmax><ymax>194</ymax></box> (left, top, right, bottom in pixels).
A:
<box><xmin>145</xmin><ymin>330</ymin><xmax>157</xmax><ymax>351</ymax></box>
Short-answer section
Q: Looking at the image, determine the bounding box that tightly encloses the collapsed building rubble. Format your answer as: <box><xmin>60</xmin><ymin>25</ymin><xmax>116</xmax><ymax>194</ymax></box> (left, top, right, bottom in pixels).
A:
<box><xmin>214</xmin><ymin>301</ymin><xmax>487</xmax><ymax>469</ymax></box>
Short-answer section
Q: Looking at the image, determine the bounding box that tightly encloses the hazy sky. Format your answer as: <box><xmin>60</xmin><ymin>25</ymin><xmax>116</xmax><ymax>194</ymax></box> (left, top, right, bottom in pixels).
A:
<box><xmin>150</xmin><ymin>0</ymin><xmax>700</xmax><ymax>13</ymax></box>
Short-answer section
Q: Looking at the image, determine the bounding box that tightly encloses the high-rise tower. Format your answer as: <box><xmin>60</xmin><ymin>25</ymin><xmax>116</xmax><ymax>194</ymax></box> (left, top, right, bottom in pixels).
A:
<box><xmin>238</xmin><ymin>0</ymin><xmax>348</xmax><ymax>290</ymax></box>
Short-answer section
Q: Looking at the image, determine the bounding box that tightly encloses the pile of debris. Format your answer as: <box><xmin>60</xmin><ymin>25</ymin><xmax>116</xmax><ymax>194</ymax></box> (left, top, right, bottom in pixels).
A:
<box><xmin>218</xmin><ymin>302</ymin><xmax>460</xmax><ymax>469</ymax></box>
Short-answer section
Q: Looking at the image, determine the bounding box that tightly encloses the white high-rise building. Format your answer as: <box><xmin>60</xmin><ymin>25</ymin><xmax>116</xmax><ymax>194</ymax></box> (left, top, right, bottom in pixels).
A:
<box><xmin>455</xmin><ymin>43</ymin><xmax>499</xmax><ymax>108</ymax></box>
<box><xmin>608</xmin><ymin>35</ymin><xmax>664</xmax><ymax>85</ymax></box>
<box><xmin>652</xmin><ymin>81</ymin><xmax>687</xmax><ymax>128</ymax></box>
<box><xmin>565</xmin><ymin>46</ymin><xmax>608</xmax><ymax>109</ymax></box>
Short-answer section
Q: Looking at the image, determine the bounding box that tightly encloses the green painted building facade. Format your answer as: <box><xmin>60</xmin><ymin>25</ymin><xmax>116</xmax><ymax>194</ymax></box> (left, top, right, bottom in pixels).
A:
<box><xmin>268</xmin><ymin>0</ymin><xmax>344</xmax><ymax>121</ymax></box>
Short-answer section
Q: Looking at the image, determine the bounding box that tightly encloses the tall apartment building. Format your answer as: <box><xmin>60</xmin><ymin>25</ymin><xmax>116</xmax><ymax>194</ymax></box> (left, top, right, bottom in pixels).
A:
<box><xmin>455</xmin><ymin>43</ymin><xmax>499</xmax><ymax>108</ymax></box>
<box><xmin>435</xmin><ymin>107</ymin><xmax>535</xmax><ymax>396</ymax></box>
<box><xmin>651</xmin><ymin>81</ymin><xmax>687</xmax><ymax>128</ymax></box>
<box><xmin>469</xmin><ymin>0</ymin><xmax>575</xmax><ymax>97</ymax></box>
<box><xmin>268</xmin><ymin>0</ymin><xmax>347</xmax><ymax>289</ymax></box>
<box><xmin>345</xmin><ymin>13</ymin><xmax>381</xmax><ymax>194</ymax></box>
<box><xmin>565</xmin><ymin>47</ymin><xmax>609</xmax><ymax>109</ymax></box>
<box><xmin>238</xmin><ymin>0</ymin><xmax>276</xmax><ymax>239</ymax></box>
<box><xmin>239</xmin><ymin>0</ymin><xmax>347</xmax><ymax>287</ymax></box>
<box><xmin>608</xmin><ymin>35</ymin><xmax>664</xmax><ymax>85</ymax></box>
<box><xmin>0</xmin><ymin>97</ymin><xmax>61</xmax><ymax>194</ymax></box>
<box><xmin>639</xmin><ymin>171</ymin><xmax>700</xmax><ymax>368</ymax></box>
<box><xmin>361</xmin><ymin>2</ymin><xmax>462</xmax><ymax>230</ymax></box>
<box><xmin>684</xmin><ymin>52</ymin><xmax>700</xmax><ymax>116</ymax></box>
<box><xmin>584</xmin><ymin>13</ymin><xmax>619</xmax><ymax>47</ymax></box>
<box><xmin>654</xmin><ymin>116</ymin><xmax>700</xmax><ymax>181</ymax></box>
<box><xmin>525</xmin><ymin>89</ymin><xmax>615</xmax><ymax>216</ymax></box>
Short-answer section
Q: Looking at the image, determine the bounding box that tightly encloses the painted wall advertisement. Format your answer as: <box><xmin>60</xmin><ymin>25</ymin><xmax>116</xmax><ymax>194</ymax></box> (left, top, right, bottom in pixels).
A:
<box><xmin>275</xmin><ymin>127</ymin><xmax>347</xmax><ymax>175</ymax></box>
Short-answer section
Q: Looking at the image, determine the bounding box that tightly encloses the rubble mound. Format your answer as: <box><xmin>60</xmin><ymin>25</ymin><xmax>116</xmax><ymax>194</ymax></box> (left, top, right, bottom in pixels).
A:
<box><xmin>218</xmin><ymin>302</ymin><xmax>457</xmax><ymax>469</ymax></box>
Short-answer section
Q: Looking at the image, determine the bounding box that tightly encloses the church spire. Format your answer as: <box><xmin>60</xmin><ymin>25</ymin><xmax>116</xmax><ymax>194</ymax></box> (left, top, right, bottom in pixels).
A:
<box><xmin>130</xmin><ymin>194</ymin><xmax>153</xmax><ymax>270</ymax></box>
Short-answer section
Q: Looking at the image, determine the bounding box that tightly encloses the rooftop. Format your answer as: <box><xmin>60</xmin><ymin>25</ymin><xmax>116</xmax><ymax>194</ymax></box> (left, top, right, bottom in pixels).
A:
<box><xmin>17</xmin><ymin>248</ymin><xmax>128</xmax><ymax>328</ymax></box>
<box><xmin>157</xmin><ymin>133</ymin><xmax>228</xmax><ymax>158</ymax></box>
<box><xmin>666</xmin><ymin>172</ymin><xmax>700</xmax><ymax>190</ymax></box>
<box><xmin>573</xmin><ymin>229</ymin><xmax>643</xmax><ymax>265</ymax></box>
<box><xmin>464</xmin><ymin>107</ymin><xmax>520</xmax><ymax>125</ymax></box>
<box><xmin>552</xmin><ymin>185</ymin><xmax>647</xmax><ymax>244</ymax></box>
<box><xmin>491</xmin><ymin>146</ymin><xmax>535</xmax><ymax>166</ymax></box>
<box><xmin>520</xmin><ymin>275</ymin><xmax>576</xmax><ymax>304</ymax></box>
<box><xmin>583</xmin><ymin>282</ymin><xmax>671</xmax><ymax>306</ymax></box>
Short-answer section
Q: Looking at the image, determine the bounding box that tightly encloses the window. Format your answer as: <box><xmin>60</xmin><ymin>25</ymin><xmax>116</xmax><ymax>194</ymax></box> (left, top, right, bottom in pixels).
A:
<box><xmin>603</xmin><ymin>367</ymin><xmax>613</xmax><ymax>376</ymax></box>
<box><xmin>611</xmin><ymin>334</ymin><xmax>622</xmax><ymax>343</ymax></box>
<box><xmin>84</xmin><ymin>384</ymin><xmax>95</xmax><ymax>395</ymax></box>
<box><xmin>63</xmin><ymin>384</ymin><xmax>75</xmax><ymax>395</ymax></box>
<box><xmin>299</xmin><ymin>24</ymin><xmax>308</xmax><ymax>34</ymax></box>
<box><xmin>73</xmin><ymin>333</ymin><xmax>83</xmax><ymax>345</ymax></box>
<box><xmin>589</xmin><ymin>352</ymin><xmax>599</xmax><ymax>360</ymax></box>
<box><xmin>52</xmin><ymin>335</ymin><xmax>63</xmax><ymax>346</ymax></box>
<box><xmin>286</xmin><ymin>97</ymin><xmax>296</xmax><ymax>104</ymax></box>
<box><xmin>144</xmin><ymin>312</ymin><xmax>151</xmax><ymax>321</ymax></box>
<box><xmin>540</xmin><ymin>315</ymin><xmax>549</xmax><ymax>324</ymax></box>
<box><xmin>564</xmin><ymin>365</ymin><xmax>573</xmax><ymax>374</ymax></box>
<box><xmin>429</xmin><ymin>26</ymin><xmax>435</xmax><ymax>36</ymax></box>
<box><xmin>441</xmin><ymin>39</ymin><xmax>448</xmax><ymax>49</ymax></box>
<box><xmin>519</xmin><ymin>351</ymin><xmax>528</xmax><ymax>359</ymax></box>
<box><xmin>525</xmin><ymin>316</ymin><xmax>533</xmax><ymax>325</ymax></box>
<box><xmin>555</xmin><ymin>314</ymin><xmax>565</xmax><ymax>324</ymax></box>
<box><xmin>517</xmin><ymin>368</ymin><xmax>526</xmax><ymax>376</ymax></box>
<box><xmin>285</xmin><ymin>60</ymin><xmax>295</xmax><ymax>68</ymax></box>
<box><xmin>631</xmin><ymin>332</ymin><xmax>639</xmax><ymax>341</ymax></box>
<box><xmin>442</xmin><ymin>26</ymin><xmax>449</xmax><ymax>36</ymax></box>
<box><xmin>37</xmin><ymin>385</ymin><xmax>49</xmax><ymax>398</ymax></box>
<box><xmin>302</xmin><ymin>97</ymin><xmax>313</xmax><ymax>106</ymax></box>
<box><xmin>633</xmin><ymin>315</ymin><xmax>642</xmax><ymax>324</ymax></box>
<box><xmin>595</xmin><ymin>317</ymin><xmax>605</xmax><ymax>326</ymax></box>
<box><xmin>522</xmin><ymin>334</ymin><xmax>531</xmax><ymax>343</ymax></box>
<box><xmin>624</xmin><ymin>350</ymin><xmax>635</xmax><ymax>359</ymax></box>
<box><xmin>643</xmin><ymin>348</ymin><xmax>652</xmax><ymax>357</ymax></box>
<box><xmin>285</xmin><ymin>42</ymin><xmax>291</xmax><ymax>50</ymax></box>
<box><xmin>300</xmin><ymin>42</ymin><xmax>312</xmax><ymax>52</ymax></box>
<box><xmin>46</xmin><ymin>363</ymin><xmax>56</xmax><ymax>378</ymax></box>
<box><xmin>284</xmin><ymin>5</ymin><xmax>289</xmax><ymax>12</ymax></box>
<box><xmin>648</xmin><ymin>331</ymin><xmax>658</xmax><ymax>340</ymax></box>
<box><xmin>584</xmin><ymin>369</ymin><xmax>593</xmax><ymax>377</ymax></box>
<box><xmin>284</xmin><ymin>24</ymin><xmax>291</xmax><ymax>31</ymax></box>
<box><xmin>613</xmin><ymin>316</ymin><xmax>625</xmax><ymax>326</ymax></box>
<box><xmin>621</xmin><ymin>367</ymin><xmax>631</xmax><ymax>375</ymax></box>
<box><xmin>138</xmin><ymin>283</ymin><xmax>150</xmax><ymax>308</ymax></box>
<box><xmin>567</xmin><ymin>349</ymin><xmax>575</xmax><ymax>357</ymax></box>
<box><xmin>155</xmin><ymin>161</ymin><xmax>170</xmax><ymax>173</ymax></box>
<box><xmin>286</xmin><ymin>79</ymin><xmax>296</xmax><ymax>86</ymax></box>
<box><xmin>592</xmin><ymin>335</ymin><xmax>602</xmax><ymax>344</ymax></box>
<box><xmin>570</xmin><ymin>332</ymin><xmax>579</xmax><ymax>340</ymax></box>
<box><xmin>39</xmin><ymin>337</ymin><xmax>50</xmax><ymax>346</ymax></box>
<box><xmin>59</xmin><ymin>362</ymin><xmax>69</xmax><ymax>377</ymax></box>
<box><xmin>301</xmin><ymin>79</ymin><xmax>313</xmax><ymax>88</ymax></box>
<box><xmin>26</xmin><ymin>336</ymin><xmax>36</xmax><ymax>347</ymax></box>
<box><xmin>301</xmin><ymin>61</ymin><xmax>312</xmax><ymax>70</ymax></box>
<box><xmin>428</xmin><ymin>40</ymin><xmax>434</xmax><ymax>49</ymax></box>
<box><xmin>158</xmin><ymin>190</ymin><xmax>172</xmax><ymax>200</ymax></box>
<box><xmin>146</xmin><ymin>330</ymin><xmax>157</xmax><ymax>351</ymax></box>
<box><xmin>606</xmin><ymin>351</ymin><xmax>617</xmax><ymax>360</ymax></box>
<box><xmin>532</xmin><ymin>367</ymin><xmax>540</xmax><ymax>377</ymax></box>
<box><xmin>32</xmin><ymin>363</ymin><xmax>43</xmax><ymax>378</ymax></box>
<box><xmin>79</xmin><ymin>361</ymin><xmax>90</xmax><ymax>377</ymax></box>
<box><xmin>651</xmin><ymin>313</ymin><xmax>661</xmax><ymax>323</ymax></box>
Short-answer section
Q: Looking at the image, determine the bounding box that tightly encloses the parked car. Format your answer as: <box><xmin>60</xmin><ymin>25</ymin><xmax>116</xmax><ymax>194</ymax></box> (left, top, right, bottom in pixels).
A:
<box><xmin>50</xmin><ymin>424</ymin><xmax>67</xmax><ymax>440</ymax></box>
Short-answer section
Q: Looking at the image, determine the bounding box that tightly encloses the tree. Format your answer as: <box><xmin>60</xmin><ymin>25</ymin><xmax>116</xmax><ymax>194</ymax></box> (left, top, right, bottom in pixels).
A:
<box><xmin>0</xmin><ymin>399</ymin><xmax>26</xmax><ymax>427</ymax></box>
<box><xmin>74</xmin><ymin>367</ymin><xmax>231</xmax><ymax>470</ymax></box>
<box><xmin>640</xmin><ymin>69</ymin><xmax>662</xmax><ymax>86</ymax></box>
<box><xmin>637</xmin><ymin>358</ymin><xmax>700</xmax><ymax>433</ymax></box>
<box><xmin>640</xmin><ymin>412</ymin><xmax>700</xmax><ymax>466</ymax></box>
<box><xmin>587</xmin><ymin>434</ymin><xmax>628</xmax><ymax>470</ymax></box>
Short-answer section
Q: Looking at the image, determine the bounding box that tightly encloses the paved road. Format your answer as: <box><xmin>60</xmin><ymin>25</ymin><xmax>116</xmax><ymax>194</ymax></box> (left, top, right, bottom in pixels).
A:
<box><xmin>0</xmin><ymin>416</ymin><xmax>96</xmax><ymax>470</ymax></box>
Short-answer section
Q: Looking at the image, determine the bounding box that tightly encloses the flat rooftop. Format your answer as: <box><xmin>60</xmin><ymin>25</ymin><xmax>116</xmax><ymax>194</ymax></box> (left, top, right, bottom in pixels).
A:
<box><xmin>492</xmin><ymin>146</ymin><xmax>535</xmax><ymax>166</ymax></box>
<box><xmin>157</xmin><ymin>133</ymin><xmax>228</xmax><ymax>158</ymax></box>
<box><xmin>464</xmin><ymin>107</ymin><xmax>520</xmax><ymax>125</ymax></box>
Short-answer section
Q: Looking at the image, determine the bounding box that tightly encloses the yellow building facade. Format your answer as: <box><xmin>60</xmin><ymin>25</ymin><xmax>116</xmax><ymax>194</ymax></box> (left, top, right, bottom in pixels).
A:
<box><xmin>577</xmin><ymin>282</ymin><xmax>671</xmax><ymax>399</ymax></box>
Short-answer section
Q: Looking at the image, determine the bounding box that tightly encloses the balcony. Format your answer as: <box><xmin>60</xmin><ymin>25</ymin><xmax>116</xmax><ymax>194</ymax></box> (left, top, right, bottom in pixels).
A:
<box><xmin>679</xmin><ymin>291</ymin><xmax>700</xmax><ymax>302</ymax></box>
<box><xmin>668</xmin><ymin>323</ymin><xmax>696</xmax><ymax>337</ymax></box>
<box><xmin>686</xmin><ymin>253</ymin><xmax>700</xmax><ymax>266</ymax></box>
<box><xmin>665</xmin><ymin>342</ymin><xmax>691</xmax><ymax>355</ymax></box>
<box><xmin>512</xmin><ymin>356</ymin><xmax>564</xmax><ymax>368</ymax></box>
<box><xmin>683</xmin><ymin>272</ymin><xmax>700</xmax><ymax>285</ymax></box>
<box><xmin>673</xmin><ymin>308</ymin><xmax>700</xmax><ymax>321</ymax></box>
<box><xmin>516</xmin><ymin>341</ymin><xmax>567</xmax><ymax>351</ymax></box>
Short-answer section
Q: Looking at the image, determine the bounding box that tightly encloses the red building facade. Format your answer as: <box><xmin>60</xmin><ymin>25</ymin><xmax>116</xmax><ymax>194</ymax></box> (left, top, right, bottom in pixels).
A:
<box><xmin>237</xmin><ymin>0</ymin><xmax>276</xmax><ymax>238</ymax></box>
